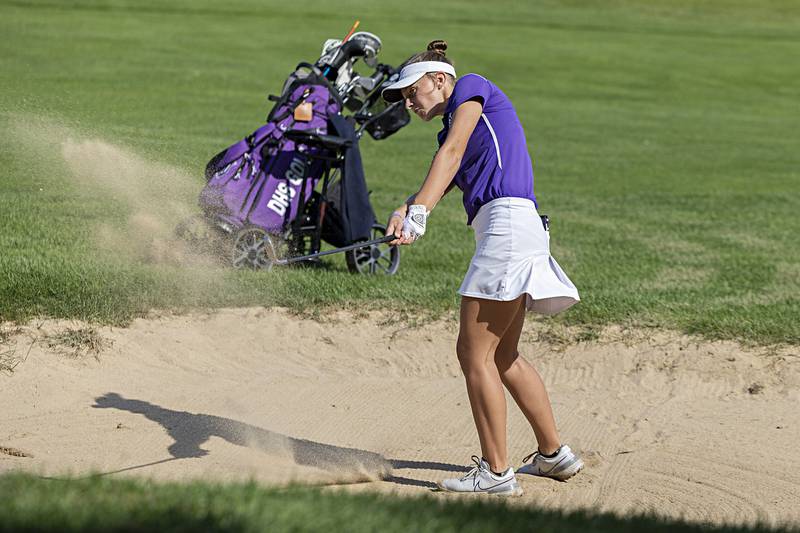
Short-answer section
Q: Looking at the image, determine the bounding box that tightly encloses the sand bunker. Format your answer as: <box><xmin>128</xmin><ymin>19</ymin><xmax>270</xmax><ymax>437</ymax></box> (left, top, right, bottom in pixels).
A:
<box><xmin>1</xmin><ymin>308</ymin><xmax>798</xmax><ymax>527</ymax></box>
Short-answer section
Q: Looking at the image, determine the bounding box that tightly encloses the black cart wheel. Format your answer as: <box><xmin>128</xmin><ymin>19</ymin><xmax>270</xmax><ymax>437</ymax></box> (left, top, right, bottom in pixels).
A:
<box><xmin>345</xmin><ymin>223</ymin><xmax>400</xmax><ymax>275</ymax></box>
<box><xmin>231</xmin><ymin>227</ymin><xmax>278</xmax><ymax>271</ymax></box>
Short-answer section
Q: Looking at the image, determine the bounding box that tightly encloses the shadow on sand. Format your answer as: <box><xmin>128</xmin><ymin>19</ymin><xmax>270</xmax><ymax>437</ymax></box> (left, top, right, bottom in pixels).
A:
<box><xmin>92</xmin><ymin>393</ymin><xmax>469</xmax><ymax>490</ymax></box>
<box><xmin>92</xmin><ymin>392</ymin><xmax>390</xmax><ymax>481</ymax></box>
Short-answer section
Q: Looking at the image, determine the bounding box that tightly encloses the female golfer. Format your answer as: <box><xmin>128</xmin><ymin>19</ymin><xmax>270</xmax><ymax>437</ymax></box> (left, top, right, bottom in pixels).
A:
<box><xmin>383</xmin><ymin>41</ymin><xmax>583</xmax><ymax>495</ymax></box>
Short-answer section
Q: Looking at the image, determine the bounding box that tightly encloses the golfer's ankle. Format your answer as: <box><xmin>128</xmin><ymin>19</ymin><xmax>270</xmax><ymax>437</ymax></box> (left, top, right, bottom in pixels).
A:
<box><xmin>484</xmin><ymin>458</ymin><xmax>508</xmax><ymax>475</ymax></box>
<box><xmin>538</xmin><ymin>444</ymin><xmax>562</xmax><ymax>458</ymax></box>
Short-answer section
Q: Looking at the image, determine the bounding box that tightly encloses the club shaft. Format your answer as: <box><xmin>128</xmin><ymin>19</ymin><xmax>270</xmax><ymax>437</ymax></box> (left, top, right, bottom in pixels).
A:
<box><xmin>276</xmin><ymin>234</ymin><xmax>395</xmax><ymax>265</ymax></box>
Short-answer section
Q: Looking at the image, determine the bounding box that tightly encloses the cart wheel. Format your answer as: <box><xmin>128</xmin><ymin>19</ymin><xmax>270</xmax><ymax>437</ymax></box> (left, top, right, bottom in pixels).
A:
<box><xmin>231</xmin><ymin>227</ymin><xmax>278</xmax><ymax>271</ymax></box>
<box><xmin>345</xmin><ymin>223</ymin><xmax>400</xmax><ymax>275</ymax></box>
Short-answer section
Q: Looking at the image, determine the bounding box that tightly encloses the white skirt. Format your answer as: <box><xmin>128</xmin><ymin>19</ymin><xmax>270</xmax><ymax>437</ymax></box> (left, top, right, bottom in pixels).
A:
<box><xmin>458</xmin><ymin>197</ymin><xmax>580</xmax><ymax>315</ymax></box>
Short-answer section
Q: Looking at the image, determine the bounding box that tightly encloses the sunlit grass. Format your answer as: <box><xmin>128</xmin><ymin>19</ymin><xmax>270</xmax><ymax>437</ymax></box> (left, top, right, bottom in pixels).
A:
<box><xmin>1</xmin><ymin>0</ymin><xmax>798</xmax><ymax>344</ymax></box>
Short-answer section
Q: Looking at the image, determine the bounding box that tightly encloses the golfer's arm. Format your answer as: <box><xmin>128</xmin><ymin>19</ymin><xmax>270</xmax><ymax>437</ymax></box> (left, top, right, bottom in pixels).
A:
<box><xmin>404</xmin><ymin>176</ymin><xmax>456</xmax><ymax>209</ymax></box>
<box><xmin>411</xmin><ymin>100</ymin><xmax>483</xmax><ymax>212</ymax></box>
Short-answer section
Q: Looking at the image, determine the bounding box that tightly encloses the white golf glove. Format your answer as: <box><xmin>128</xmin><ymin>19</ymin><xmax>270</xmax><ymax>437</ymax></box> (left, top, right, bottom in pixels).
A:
<box><xmin>402</xmin><ymin>204</ymin><xmax>429</xmax><ymax>242</ymax></box>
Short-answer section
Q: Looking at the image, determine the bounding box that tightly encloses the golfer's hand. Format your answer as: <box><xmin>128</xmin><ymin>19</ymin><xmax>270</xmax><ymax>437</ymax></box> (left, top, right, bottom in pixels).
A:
<box><xmin>386</xmin><ymin>206</ymin><xmax>412</xmax><ymax>246</ymax></box>
<box><xmin>402</xmin><ymin>205</ymin><xmax>428</xmax><ymax>243</ymax></box>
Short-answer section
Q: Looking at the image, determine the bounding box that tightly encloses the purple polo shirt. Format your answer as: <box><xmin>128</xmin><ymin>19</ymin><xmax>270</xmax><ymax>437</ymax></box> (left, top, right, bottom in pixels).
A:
<box><xmin>438</xmin><ymin>73</ymin><xmax>537</xmax><ymax>224</ymax></box>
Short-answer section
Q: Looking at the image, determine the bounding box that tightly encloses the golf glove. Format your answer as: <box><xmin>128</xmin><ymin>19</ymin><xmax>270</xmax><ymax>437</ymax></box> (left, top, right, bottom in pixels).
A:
<box><xmin>402</xmin><ymin>204</ymin><xmax>429</xmax><ymax>241</ymax></box>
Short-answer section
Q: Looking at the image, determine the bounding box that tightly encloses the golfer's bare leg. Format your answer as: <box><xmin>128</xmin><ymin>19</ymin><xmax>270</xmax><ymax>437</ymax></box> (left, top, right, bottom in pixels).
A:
<box><xmin>495</xmin><ymin>299</ymin><xmax>561</xmax><ymax>455</ymax></box>
<box><xmin>457</xmin><ymin>295</ymin><xmax>524</xmax><ymax>473</ymax></box>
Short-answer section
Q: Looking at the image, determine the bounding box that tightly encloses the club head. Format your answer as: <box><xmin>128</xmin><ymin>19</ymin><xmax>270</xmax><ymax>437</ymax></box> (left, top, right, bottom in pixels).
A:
<box><xmin>355</xmin><ymin>76</ymin><xmax>377</xmax><ymax>92</ymax></box>
<box><xmin>350</xmin><ymin>31</ymin><xmax>382</xmax><ymax>68</ymax></box>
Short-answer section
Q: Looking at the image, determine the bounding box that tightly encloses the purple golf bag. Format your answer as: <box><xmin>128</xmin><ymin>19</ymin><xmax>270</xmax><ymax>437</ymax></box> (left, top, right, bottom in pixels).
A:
<box><xmin>188</xmin><ymin>55</ymin><xmax>409</xmax><ymax>274</ymax></box>
<box><xmin>184</xmin><ymin>35</ymin><xmax>410</xmax><ymax>273</ymax></box>
<box><xmin>200</xmin><ymin>66</ymin><xmax>342</xmax><ymax>235</ymax></box>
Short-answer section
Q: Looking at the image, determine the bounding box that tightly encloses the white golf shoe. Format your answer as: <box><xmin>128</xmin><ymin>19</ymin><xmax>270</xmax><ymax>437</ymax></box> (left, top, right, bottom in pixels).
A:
<box><xmin>439</xmin><ymin>456</ymin><xmax>522</xmax><ymax>496</ymax></box>
<box><xmin>516</xmin><ymin>444</ymin><xmax>584</xmax><ymax>481</ymax></box>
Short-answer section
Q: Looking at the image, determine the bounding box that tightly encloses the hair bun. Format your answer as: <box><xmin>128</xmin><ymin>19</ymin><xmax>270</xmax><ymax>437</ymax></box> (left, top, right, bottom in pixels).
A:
<box><xmin>426</xmin><ymin>40</ymin><xmax>448</xmax><ymax>57</ymax></box>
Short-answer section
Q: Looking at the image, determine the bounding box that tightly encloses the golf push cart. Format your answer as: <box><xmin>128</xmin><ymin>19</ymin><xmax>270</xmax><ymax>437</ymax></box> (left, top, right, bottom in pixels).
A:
<box><xmin>178</xmin><ymin>25</ymin><xmax>410</xmax><ymax>274</ymax></box>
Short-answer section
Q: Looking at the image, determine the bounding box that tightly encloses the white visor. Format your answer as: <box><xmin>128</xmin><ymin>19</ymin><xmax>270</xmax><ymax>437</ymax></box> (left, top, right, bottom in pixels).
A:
<box><xmin>382</xmin><ymin>61</ymin><xmax>457</xmax><ymax>103</ymax></box>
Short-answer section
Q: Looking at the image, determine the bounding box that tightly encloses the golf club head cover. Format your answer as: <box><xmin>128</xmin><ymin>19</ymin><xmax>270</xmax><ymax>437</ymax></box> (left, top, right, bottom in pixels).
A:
<box><xmin>402</xmin><ymin>204</ymin><xmax>429</xmax><ymax>241</ymax></box>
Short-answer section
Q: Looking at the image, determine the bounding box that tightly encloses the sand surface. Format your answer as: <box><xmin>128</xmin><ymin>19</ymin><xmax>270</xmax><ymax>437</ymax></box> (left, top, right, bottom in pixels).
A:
<box><xmin>2</xmin><ymin>307</ymin><xmax>798</xmax><ymax>527</ymax></box>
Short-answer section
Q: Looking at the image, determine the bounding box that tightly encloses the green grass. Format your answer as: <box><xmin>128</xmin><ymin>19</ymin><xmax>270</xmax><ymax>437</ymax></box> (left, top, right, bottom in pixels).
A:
<box><xmin>1</xmin><ymin>0</ymin><xmax>799</xmax><ymax>344</ymax></box>
<box><xmin>1</xmin><ymin>472</ymin><xmax>794</xmax><ymax>533</ymax></box>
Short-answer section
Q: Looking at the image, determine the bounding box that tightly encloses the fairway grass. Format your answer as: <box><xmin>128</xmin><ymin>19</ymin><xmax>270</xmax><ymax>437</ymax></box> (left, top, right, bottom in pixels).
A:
<box><xmin>1</xmin><ymin>0</ymin><xmax>798</xmax><ymax>344</ymax></box>
<box><xmin>1</xmin><ymin>473</ymin><xmax>795</xmax><ymax>533</ymax></box>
